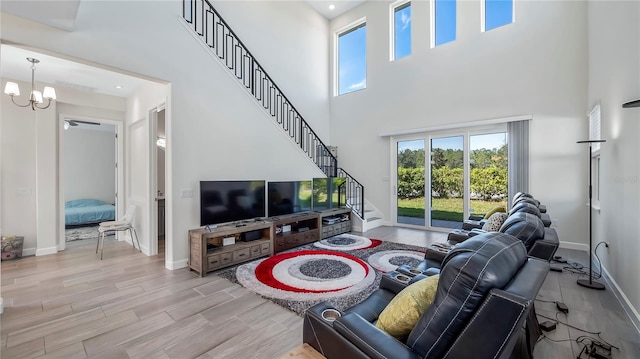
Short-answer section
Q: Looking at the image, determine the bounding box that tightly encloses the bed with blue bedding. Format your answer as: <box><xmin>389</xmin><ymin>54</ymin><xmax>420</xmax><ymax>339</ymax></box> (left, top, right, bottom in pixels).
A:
<box><xmin>65</xmin><ymin>199</ymin><xmax>116</xmax><ymax>226</ymax></box>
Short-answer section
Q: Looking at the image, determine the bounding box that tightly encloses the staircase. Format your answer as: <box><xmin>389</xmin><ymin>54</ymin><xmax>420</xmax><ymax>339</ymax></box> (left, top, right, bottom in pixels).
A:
<box><xmin>182</xmin><ymin>0</ymin><xmax>366</xmax><ymax>220</ymax></box>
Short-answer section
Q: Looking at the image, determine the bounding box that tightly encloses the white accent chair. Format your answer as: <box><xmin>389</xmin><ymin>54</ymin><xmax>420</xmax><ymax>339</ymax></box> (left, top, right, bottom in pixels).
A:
<box><xmin>97</xmin><ymin>205</ymin><xmax>140</xmax><ymax>259</ymax></box>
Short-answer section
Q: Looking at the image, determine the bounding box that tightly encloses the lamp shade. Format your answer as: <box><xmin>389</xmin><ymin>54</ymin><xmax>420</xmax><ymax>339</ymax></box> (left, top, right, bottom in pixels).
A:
<box><xmin>43</xmin><ymin>86</ymin><xmax>56</xmax><ymax>100</ymax></box>
<box><xmin>4</xmin><ymin>82</ymin><xmax>20</xmax><ymax>96</ymax></box>
<box><xmin>31</xmin><ymin>90</ymin><xmax>43</xmax><ymax>104</ymax></box>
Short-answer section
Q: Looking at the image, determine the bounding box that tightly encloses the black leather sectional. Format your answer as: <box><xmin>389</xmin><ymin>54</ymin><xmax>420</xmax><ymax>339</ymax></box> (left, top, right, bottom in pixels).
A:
<box><xmin>303</xmin><ymin>232</ymin><xmax>549</xmax><ymax>359</ymax></box>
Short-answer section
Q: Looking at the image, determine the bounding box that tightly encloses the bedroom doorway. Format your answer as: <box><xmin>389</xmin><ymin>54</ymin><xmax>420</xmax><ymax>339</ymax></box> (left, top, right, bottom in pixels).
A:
<box><xmin>59</xmin><ymin>116</ymin><xmax>123</xmax><ymax>252</ymax></box>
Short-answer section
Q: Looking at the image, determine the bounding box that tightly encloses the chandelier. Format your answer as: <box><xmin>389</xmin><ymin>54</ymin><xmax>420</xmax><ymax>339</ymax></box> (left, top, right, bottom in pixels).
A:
<box><xmin>4</xmin><ymin>57</ymin><xmax>56</xmax><ymax>110</ymax></box>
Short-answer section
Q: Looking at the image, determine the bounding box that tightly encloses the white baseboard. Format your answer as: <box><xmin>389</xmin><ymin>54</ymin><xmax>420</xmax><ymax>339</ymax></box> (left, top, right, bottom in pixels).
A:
<box><xmin>558</xmin><ymin>241</ymin><xmax>589</xmax><ymax>252</ymax></box>
<box><xmin>22</xmin><ymin>248</ymin><xmax>36</xmax><ymax>256</ymax></box>
<box><xmin>559</xmin><ymin>241</ymin><xmax>640</xmax><ymax>335</ymax></box>
<box><xmin>35</xmin><ymin>246</ymin><xmax>58</xmax><ymax>256</ymax></box>
<box><xmin>166</xmin><ymin>258</ymin><xmax>188</xmax><ymax>270</ymax></box>
<box><xmin>601</xmin><ymin>264</ymin><xmax>640</xmax><ymax>335</ymax></box>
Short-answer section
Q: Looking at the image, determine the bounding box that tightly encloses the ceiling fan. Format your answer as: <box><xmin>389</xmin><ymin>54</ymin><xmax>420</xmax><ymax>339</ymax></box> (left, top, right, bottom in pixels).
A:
<box><xmin>64</xmin><ymin>119</ymin><xmax>100</xmax><ymax>129</ymax></box>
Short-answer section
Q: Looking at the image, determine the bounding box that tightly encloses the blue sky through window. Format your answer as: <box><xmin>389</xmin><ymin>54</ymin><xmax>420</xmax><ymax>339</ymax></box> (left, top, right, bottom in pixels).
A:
<box><xmin>485</xmin><ymin>0</ymin><xmax>513</xmax><ymax>31</ymax></box>
<box><xmin>338</xmin><ymin>24</ymin><xmax>366</xmax><ymax>95</ymax></box>
<box><xmin>434</xmin><ymin>0</ymin><xmax>456</xmax><ymax>46</ymax></box>
<box><xmin>394</xmin><ymin>3</ymin><xmax>411</xmax><ymax>60</ymax></box>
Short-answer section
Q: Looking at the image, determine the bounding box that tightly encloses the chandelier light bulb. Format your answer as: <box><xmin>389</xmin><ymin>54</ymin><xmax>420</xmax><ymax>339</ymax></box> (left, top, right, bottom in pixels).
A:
<box><xmin>4</xmin><ymin>57</ymin><xmax>56</xmax><ymax>111</ymax></box>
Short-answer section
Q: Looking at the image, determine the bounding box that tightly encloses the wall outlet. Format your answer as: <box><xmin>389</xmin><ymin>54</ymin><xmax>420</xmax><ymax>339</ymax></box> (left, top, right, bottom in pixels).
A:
<box><xmin>180</xmin><ymin>189</ymin><xmax>193</xmax><ymax>198</ymax></box>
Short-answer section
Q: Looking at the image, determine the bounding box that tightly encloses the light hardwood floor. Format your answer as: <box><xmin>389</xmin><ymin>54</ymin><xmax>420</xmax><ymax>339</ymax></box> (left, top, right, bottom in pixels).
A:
<box><xmin>1</xmin><ymin>227</ymin><xmax>639</xmax><ymax>358</ymax></box>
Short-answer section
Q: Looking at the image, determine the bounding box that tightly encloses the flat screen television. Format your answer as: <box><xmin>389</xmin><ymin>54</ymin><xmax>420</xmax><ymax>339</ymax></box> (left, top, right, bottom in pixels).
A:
<box><xmin>199</xmin><ymin>180</ymin><xmax>266</xmax><ymax>226</ymax></box>
<box><xmin>267</xmin><ymin>180</ymin><xmax>312</xmax><ymax>216</ymax></box>
<box><xmin>312</xmin><ymin>177</ymin><xmax>347</xmax><ymax>211</ymax></box>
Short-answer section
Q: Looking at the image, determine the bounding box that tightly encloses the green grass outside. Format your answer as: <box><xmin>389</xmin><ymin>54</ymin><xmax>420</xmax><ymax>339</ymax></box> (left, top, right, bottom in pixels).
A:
<box><xmin>398</xmin><ymin>197</ymin><xmax>507</xmax><ymax>221</ymax></box>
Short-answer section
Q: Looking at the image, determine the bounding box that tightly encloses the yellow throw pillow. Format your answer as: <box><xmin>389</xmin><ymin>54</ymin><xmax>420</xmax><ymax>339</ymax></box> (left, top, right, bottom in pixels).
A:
<box><xmin>483</xmin><ymin>205</ymin><xmax>507</xmax><ymax>219</ymax></box>
<box><xmin>375</xmin><ymin>275</ymin><xmax>439</xmax><ymax>340</ymax></box>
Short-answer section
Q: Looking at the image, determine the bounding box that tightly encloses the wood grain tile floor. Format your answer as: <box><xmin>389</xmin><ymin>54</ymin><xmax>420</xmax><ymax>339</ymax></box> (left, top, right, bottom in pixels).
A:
<box><xmin>1</xmin><ymin>227</ymin><xmax>639</xmax><ymax>358</ymax></box>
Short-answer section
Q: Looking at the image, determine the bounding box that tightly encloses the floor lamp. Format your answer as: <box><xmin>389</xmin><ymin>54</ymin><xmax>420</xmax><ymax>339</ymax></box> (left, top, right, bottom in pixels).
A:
<box><xmin>577</xmin><ymin>139</ymin><xmax>606</xmax><ymax>290</ymax></box>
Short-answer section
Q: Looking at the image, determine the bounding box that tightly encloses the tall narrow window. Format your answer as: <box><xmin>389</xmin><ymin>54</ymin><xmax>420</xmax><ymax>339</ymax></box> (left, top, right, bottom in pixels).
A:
<box><xmin>338</xmin><ymin>21</ymin><xmax>367</xmax><ymax>96</ymax></box>
<box><xmin>433</xmin><ymin>0</ymin><xmax>456</xmax><ymax>47</ymax></box>
<box><xmin>484</xmin><ymin>0</ymin><xmax>513</xmax><ymax>31</ymax></box>
<box><xmin>392</xmin><ymin>1</ymin><xmax>411</xmax><ymax>60</ymax></box>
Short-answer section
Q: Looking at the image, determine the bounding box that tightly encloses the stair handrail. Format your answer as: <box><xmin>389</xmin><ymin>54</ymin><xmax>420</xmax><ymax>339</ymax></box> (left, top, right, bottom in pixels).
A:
<box><xmin>183</xmin><ymin>0</ymin><xmax>365</xmax><ymax>219</ymax></box>
<box><xmin>337</xmin><ymin>168</ymin><xmax>365</xmax><ymax>219</ymax></box>
<box><xmin>182</xmin><ymin>0</ymin><xmax>337</xmax><ymax>177</ymax></box>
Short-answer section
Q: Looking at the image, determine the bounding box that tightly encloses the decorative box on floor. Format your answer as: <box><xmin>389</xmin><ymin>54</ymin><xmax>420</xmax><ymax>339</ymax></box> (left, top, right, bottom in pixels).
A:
<box><xmin>1</xmin><ymin>236</ymin><xmax>24</xmax><ymax>260</ymax></box>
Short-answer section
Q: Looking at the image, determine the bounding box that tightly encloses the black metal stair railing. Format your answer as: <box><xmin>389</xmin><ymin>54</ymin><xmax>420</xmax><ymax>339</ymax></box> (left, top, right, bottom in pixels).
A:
<box><xmin>337</xmin><ymin>168</ymin><xmax>364</xmax><ymax>219</ymax></box>
<box><xmin>182</xmin><ymin>0</ymin><xmax>364</xmax><ymax>219</ymax></box>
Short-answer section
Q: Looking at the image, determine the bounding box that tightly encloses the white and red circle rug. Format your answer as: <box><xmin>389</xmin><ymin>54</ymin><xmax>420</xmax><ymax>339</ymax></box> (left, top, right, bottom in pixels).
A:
<box><xmin>235</xmin><ymin>249</ymin><xmax>376</xmax><ymax>302</ymax></box>
<box><xmin>218</xmin><ymin>238</ymin><xmax>427</xmax><ymax>314</ymax></box>
<box><xmin>367</xmin><ymin>249</ymin><xmax>426</xmax><ymax>273</ymax></box>
<box><xmin>313</xmin><ymin>233</ymin><xmax>382</xmax><ymax>251</ymax></box>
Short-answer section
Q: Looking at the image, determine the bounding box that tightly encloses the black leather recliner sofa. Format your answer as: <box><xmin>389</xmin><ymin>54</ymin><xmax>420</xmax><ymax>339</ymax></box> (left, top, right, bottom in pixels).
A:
<box><xmin>303</xmin><ymin>232</ymin><xmax>550</xmax><ymax>359</ymax></box>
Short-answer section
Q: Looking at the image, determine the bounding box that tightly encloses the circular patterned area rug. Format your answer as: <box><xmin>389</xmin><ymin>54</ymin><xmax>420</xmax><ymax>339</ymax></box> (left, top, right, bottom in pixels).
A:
<box><xmin>235</xmin><ymin>249</ymin><xmax>376</xmax><ymax>302</ymax></box>
<box><xmin>313</xmin><ymin>233</ymin><xmax>382</xmax><ymax>251</ymax></box>
<box><xmin>367</xmin><ymin>249</ymin><xmax>425</xmax><ymax>273</ymax></box>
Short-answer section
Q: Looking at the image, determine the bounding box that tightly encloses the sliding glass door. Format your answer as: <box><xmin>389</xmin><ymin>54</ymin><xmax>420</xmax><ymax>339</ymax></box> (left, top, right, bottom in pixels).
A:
<box><xmin>469</xmin><ymin>133</ymin><xmax>508</xmax><ymax>216</ymax></box>
<box><xmin>396</xmin><ymin>139</ymin><xmax>426</xmax><ymax>226</ymax></box>
<box><xmin>430</xmin><ymin>136</ymin><xmax>464</xmax><ymax>229</ymax></box>
<box><xmin>393</xmin><ymin>127</ymin><xmax>508</xmax><ymax>230</ymax></box>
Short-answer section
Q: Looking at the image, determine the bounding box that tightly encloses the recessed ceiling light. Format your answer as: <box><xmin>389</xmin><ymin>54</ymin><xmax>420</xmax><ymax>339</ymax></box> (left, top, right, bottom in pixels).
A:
<box><xmin>329</xmin><ymin>4</ymin><xmax>335</xmax><ymax>10</ymax></box>
<box><xmin>115</xmin><ymin>85</ymin><xmax>123</xmax><ymax>89</ymax></box>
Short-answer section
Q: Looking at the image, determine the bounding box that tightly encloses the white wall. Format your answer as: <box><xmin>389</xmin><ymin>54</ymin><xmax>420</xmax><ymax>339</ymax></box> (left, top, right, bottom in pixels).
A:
<box><xmin>0</xmin><ymin>80</ymin><xmax>40</xmax><ymax>253</ymax></box>
<box><xmin>1</xmin><ymin>1</ymin><xmax>331</xmax><ymax>267</ymax></box>
<box><xmin>588</xmin><ymin>1</ymin><xmax>640</xmax><ymax>322</ymax></box>
<box><xmin>64</xmin><ymin>127</ymin><xmax>116</xmax><ymax>203</ymax></box>
<box><xmin>329</xmin><ymin>0</ymin><xmax>588</xmax><ymax>246</ymax></box>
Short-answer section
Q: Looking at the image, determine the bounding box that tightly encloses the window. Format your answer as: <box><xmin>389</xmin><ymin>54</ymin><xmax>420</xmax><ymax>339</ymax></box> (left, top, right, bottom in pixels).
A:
<box><xmin>483</xmin><ymin>0</ymin><xmax>514</xmax><ymax>31</ymax></box>
<box><xmin>432</xmin><ymin>0</ymin><xmax>456</xmax><ymax>47</ymax></box>
<box><xmin>337</xmin><ymin>21</ymin><xmax>367</xmax><ymax>96</ymax></box>
<box><xmin>392</xmin><ymin>1</ymin><xmax>411</xmax><ymax>60</ymax></box>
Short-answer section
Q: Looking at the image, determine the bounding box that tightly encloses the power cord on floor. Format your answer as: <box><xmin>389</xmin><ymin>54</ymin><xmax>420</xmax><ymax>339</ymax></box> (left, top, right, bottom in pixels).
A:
<box><xmin>550</xmin><ymin>241</ymin><xmax>607</xmax><ymax>281</ymax></box>
<box><xmin>535</xmin><ymin>303</ymin><xmax>620</xmax><ymax>358</ymax></box>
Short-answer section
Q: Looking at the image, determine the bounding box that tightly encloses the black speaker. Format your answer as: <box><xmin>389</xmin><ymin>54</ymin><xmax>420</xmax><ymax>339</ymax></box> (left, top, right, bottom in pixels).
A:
<box><xmin>241</xmin><ymin>230</ymin><xmax>262</xmax><ymax>242</ymax></box>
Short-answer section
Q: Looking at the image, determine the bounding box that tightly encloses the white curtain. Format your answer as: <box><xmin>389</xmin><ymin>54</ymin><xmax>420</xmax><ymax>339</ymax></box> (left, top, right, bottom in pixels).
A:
<box><xmin>507</xmin><ymin>120</ymin><xmax>530</xmax><ymax>206</ymax></box>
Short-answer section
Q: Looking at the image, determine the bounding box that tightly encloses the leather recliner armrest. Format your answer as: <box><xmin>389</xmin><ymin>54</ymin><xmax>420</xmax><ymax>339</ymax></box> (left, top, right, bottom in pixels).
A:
<box><xmin>444</xmin><ymin>288</ymin><xmax>533</xmax><ymax>359</ymax></box>
<box><xmin>303</xmin><ymin>302</ymin><xmax>371</xmax><ymax>359</ymax></box>
<box><xmin>468</xmin><ymin>228</ymin><xmax>487</xmax><ymax>237</ymax></box>
<box><xmin>448</xmin><ymin>229</ymin><xmax>470</xmax><ymax>244</ymax></box>
<box><xmin>462</xmin><ymin>220</ymin><xmax>485</xmax><ymax>230</ymax></box>
<box><xmin>333</xmin><ymin>313</ymin><xmax>421</xmax><ymax>359</ymax></box>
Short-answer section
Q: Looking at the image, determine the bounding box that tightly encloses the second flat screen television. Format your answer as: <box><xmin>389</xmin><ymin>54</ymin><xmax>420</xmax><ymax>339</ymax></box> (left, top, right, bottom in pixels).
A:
<box><xmin>267</xmin><ymin>180</ymin><xmax>312</xmax><ymax>216</ymax></box>
<box><xmin>200</xmin><ymin>180</ymin><xmax>266</xmax><ymax>226</ymax></box>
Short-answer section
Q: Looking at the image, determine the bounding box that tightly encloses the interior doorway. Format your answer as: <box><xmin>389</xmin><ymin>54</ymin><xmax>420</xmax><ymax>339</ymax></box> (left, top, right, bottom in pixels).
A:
<box><xmin>156</xmin><ymin>109</ymin><xmax>166</xmax><ymax>258</ymax></box>
<box><xmin>149</xmin><ymin>106</ymin><xmax>167</xmax><ymax>259</ymax></box>
<box><xmin>58</xmin><ymin>116</ymin><xmax>123</xmax><ymax>251</ymax></box>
